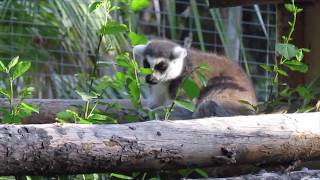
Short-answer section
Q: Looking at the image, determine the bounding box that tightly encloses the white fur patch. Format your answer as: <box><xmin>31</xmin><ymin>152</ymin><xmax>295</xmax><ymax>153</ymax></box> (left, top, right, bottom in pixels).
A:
<box><xmin>165</xmin><ymin>46</ymin><xmax>186</xmax><ymax>80</ymax></box>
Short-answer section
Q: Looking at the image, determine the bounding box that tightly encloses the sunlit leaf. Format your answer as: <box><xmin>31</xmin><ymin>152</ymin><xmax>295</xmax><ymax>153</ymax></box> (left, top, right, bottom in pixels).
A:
<box><xmin>89</xmin><ymin>1</ymin><xmax>104</xmax><ymax>13</ymax></box>
<box><xmin>56</xmin><ymin>111</ymin><xmax>75</xmax><ymax>122</ymax></box>
<box><xmin>283</xmin><ymin>60</ymin><xmax>308</xmax><ymax>73</ymax></box>
<box><xmin>195</xmin><ymin>70</ymin><xmax>208</xmax><ymax>87</ymax></box>
<box><xmin>285</xmin><ymin>3</ymin><xmax>296</xmax><ymax>13</ymax></box>
<box><xmin>140</xmin><ymin>68</ymin><xmax>153</xmax><ymax>75</ymax></box>
<box><xmin>20</xmin><ymin>102</ymin><xmax>39</xmax><ymax>114</ymax></box>
<box><xmin>130</xmin><ymin>0</ymin><xmax>150</xmax><ymax>11</ymax></box>
<box><xmin>0</xmin><ymin>61</ymin><xmax>7</xmax><ymax>72</ymax></box>
<box><xmin>8</xmin><ymin>56</ymin><xmax>19</xmax><ymax>70</ymax></box>
<box><xmin>76</xmin><ymin>90</ymin><xmax>98</xmax><ymax>101</ymax></box>
<box><xmin>0</xmin><ymin>88</ymin><xmax>9</xmax><ymax>97</ymax></box>
<box><xmin>276</xmin><ymin>43</ymin><xmax>299</xmax><ymax>60</ymax></box>
<box><xmin>174</xmin><ymin>100</ymin><xmax>195</xmax><ymax>112</ymax></box>
<box><xmin>260</xmin><ymin>64</ymin><xmax>273</xmax><ymax>72</ymax></box>
<box><xmin>276</xmin><ymin>68</ymin><xmax>288</xmax><ymax>76</ymax></box>
<box><xmin>182</xmin><ymin>78</ymin><xmax>200</xmax><ymax>98</ymax></box>
<box><xmin>12</xmin><ymin>61</ymin><xmax>31</xmax><ymax>80</ymax></box>
<box><xmin>128</xmin><ymin>32</ymin><xmax>148</xmax><ymax>46</ymax></box>
<box><xmin>110</xmin><ymin>173</ymin><xmax>133</xmax><ymax>180</ymax></box>
<box><xmin>79</xmin><ymin>117</ymin><xmax>93</xmax><ymax>124</ymax></box>
<box><xmin>99</xmin><ymin>22</ymin><xmax>127</xmax><ymax>35</ymax></box>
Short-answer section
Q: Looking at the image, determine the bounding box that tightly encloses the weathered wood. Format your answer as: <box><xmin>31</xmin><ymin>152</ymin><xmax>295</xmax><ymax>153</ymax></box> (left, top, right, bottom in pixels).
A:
<box><xmin>208</xmin><ymin>0</ymin><xmax>316</xmax><ymax>8</ymax></box>
<box><xmin>1</xmin><ymin>112</ymin><xmax>320</xmax><ymax>175</ymax></box>
<box><xmin>186</xmin><ymin>168</ymin><xmax>320</xmax><ymax>179</ymax></box>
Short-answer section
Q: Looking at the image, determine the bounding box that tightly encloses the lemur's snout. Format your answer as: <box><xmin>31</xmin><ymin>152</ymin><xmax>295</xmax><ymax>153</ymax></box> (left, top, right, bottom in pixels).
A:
<box><xmin>146</xmin><ymin>75</ymin><xmax>159</xmax><ymax>85</ymax></box>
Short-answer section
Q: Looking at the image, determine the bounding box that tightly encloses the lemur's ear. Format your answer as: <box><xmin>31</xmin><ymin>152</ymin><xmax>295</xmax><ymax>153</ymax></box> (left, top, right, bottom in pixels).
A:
<box><xmin>133</xmin><ymin>44</ymin><xmax>147</xmax><ymax>57</ymax></box>
<box><xmin>172</xmin><ymin>46</ymin><xmax>187</xmax><ymax>59</ymax></box>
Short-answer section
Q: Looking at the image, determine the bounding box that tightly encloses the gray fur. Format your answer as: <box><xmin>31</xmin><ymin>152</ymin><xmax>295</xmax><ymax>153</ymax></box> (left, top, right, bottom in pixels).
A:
<box><xmin>134</xmin><ymin>40</ymin><xmax>257</xmax><ymax>118</ymax></box>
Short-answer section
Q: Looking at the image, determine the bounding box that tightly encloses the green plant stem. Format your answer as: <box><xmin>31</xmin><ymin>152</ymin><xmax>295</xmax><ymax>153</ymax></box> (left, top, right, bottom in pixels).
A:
<box><xmin>8</xmin><ymin>77</ymin><xmax>15</xmax><ymax>120</ymax></box>
<box><xmin>164</xmin><ymin>66</ymin><xmax>202</xmax><ymax>120</ymax></box>
<box><xmin>84</xmin><ymin>35</ymin><xmax>103</xmax><ymax>118</ymax></box>
<box><xmin>268</xmin><ymin>0</ymin><xmax>297</xmax><ymax>101</ymax></box>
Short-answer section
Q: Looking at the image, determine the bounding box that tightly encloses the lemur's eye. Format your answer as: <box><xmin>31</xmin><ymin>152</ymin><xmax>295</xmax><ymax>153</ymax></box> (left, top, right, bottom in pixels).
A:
<box><xmin>143</xmin><ymin>59</ymin><xmax>150</xmax><ymax>68</ymax></box>
<box><xmin>154</xmin><ymin>62</ymin><xmax>168</xmax><ymax>72</ymax></box>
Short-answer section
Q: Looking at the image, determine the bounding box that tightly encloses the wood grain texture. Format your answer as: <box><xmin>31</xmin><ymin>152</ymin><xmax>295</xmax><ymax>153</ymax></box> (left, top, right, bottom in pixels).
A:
<box><xmin>208</xmin><ymin>0</ymin><xmax>316</xmax><ymax>7</ymax></box>
<box><xmin>1</xmin><ymin>112</ymin><xmax>320</xmax><ymax>175</ymax></box>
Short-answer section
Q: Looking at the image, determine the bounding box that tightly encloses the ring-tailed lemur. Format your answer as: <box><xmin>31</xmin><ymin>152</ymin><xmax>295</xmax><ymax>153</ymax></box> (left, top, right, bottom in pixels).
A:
<box><xmin>133</xmin><ymin>40</ymin><xmax>257</xmax><ymax>118</ymax></box>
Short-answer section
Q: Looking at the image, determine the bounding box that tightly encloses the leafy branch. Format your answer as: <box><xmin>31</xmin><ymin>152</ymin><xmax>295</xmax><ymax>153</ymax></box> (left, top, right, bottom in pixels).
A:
<box><xmin>0</xmin><ymin>56</ymin><xmax>38</xmax><ymax>124</ymax></box>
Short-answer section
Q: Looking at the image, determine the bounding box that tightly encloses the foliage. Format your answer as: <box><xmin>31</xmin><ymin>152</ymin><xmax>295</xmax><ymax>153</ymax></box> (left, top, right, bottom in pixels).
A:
<box><xmin>252</xmin><ymin>0</ymin><xmax>318</xmax><ymax>113</ymax></box>
<box><xmin>0</xmin><ymin>56</ymin><xmax>38</xmax><ymax>124</ymax></box>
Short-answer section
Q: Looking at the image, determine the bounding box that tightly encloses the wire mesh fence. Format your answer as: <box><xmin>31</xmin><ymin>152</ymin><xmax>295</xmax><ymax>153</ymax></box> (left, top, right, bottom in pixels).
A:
<box><xmin>0</xmin><ymin>0</ymin><xmax>276</xmax><ymax>101</ymax></box>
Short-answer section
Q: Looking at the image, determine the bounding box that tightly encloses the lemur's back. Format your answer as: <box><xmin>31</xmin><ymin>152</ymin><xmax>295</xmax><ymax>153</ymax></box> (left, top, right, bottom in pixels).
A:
<box><xmin>188</xmin><ymin>50</ymin><xmax>257</xmax><ymax>117</ymax></box>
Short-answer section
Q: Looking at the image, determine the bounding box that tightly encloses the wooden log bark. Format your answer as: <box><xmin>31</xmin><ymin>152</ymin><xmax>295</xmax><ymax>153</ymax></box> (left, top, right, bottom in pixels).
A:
<box><xmin>208</xmin><ymin>0</ymin><xmax>316</xmax><ymax>8</ymax></box>
<box><xmin>186</xmin><ymin>169</ymin><xmax>320</xmax><ymax>180</ymax></box>
<box><xmin>1</xmin><ymin>112</ymin><xmax>320</xmax><ymax>175</ymax></box>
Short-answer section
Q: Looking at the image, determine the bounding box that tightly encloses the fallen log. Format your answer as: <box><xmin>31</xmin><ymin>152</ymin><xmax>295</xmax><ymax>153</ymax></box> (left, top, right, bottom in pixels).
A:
<box><xmin>1</xmin><ymin>112</ymin><xmax>320</xmax><ymax>175</ymax></box>
<box><xmin>185</xmin><ymin>168</ymin><xmax>320</xmax><ymax>180</ymax></box>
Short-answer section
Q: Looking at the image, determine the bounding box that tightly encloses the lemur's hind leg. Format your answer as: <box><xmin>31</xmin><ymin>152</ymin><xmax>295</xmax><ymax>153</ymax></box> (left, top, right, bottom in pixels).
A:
<box><xmin>192</xmin><ymin>100</ymin><xmax>231</xmax><ymax>118</ymax></box>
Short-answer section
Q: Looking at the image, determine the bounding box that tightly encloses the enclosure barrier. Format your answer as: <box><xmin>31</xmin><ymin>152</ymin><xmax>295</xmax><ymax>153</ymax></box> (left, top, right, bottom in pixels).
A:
<box><xmin>1</xmin><ymin>110</ymin><xmax>320</xmax><ymax>175</ymax></box>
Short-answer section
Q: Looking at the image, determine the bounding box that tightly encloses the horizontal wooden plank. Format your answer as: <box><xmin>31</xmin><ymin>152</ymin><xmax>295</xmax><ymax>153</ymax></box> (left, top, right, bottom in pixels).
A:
<box><xmin>209</xmin><ymin>0</ymin><xmax>316</xmax><ymax>7</ymax></box>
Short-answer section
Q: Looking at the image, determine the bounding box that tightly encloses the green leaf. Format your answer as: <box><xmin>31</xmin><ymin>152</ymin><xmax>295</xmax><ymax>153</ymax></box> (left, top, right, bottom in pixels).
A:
<box><xmin>182</xmin><ymin>78</ymin><xmax>200</xmax><ymax>98</ymax></box>
<box><xmin>140</xmin><ymin>68</ymin><xmax>153</xmax><ymax>75</ymax></box>
<box><xmin>276</xmin><ymin>43</ymin><xmax>299</xmax><ymax>60</ymax></box>
<box><xmin>276</xmin><ymin>68</ymin><xmax>288</xmax><ymax>76</ymax></box>
<box><xmin>178</xmin><ymin>169</ymin><xmax>194</xmax><ymax>177</ymax></box>
<box><xmin>116</xmin><ymin>54</ymin><xmax>130</xmax><ymax>67</ymax></box>
<box><xmin>283</xmin><ymin>60</ymin><xmax>308</xmax><ymax>73</ymax></box>
<box><xmin>79</xmin><ymin>118</ymin><xmax>93</xmax><ymax>124</ymax></box>
<box><xmin>12</xmin><ymin>61</ymin><xmax>31</xmax><ymax>80</ymax></box>
<box><xmin>127</xmin><ymin>78</ymin><xmax>141</xmax><ymax>108</ymax></box>
<box><xmin>285</xmin><ymin>3</ymin><xmax>296</xmax><ymax>13</ymax></box>
<box><xmin>0</xmin><ymin>61</ymin><xmax>7</xmax><ymax>72</ymax></box>
<box><xmin>109</xmin><ymin>6</ymin><xmax>121</xmax><ymax>12</ymax></box>
<box><xmin>56</xmin><ymin>111</ymin><xmax>75</xmax><ymax>122</ymax></box>
<box><xmin>194</xmin><ymin>168</ymin><xmax>209</xmax><ymax>178</ymax></box>
<box><xmin>116</xmin><ymin>72</ymin><xmax>126</xmax><ymax>83</ymax></box>
<box><xmin>238</xmin><ymin>99</ymin><xmax>253</xmax><ymax>106</ymax></box>
<box><xmin>195</xmin><ymin>70</ymin><xmax>208</xmax><ymax>87</ymax></box>
<box><xmin>296</xmin><ymin>85</ymin><xmax>313</xmax><ymax>100</ymax></box>
<box><xmin>260</xmin><ymin>64</ymin><xmax>273</xmax><ymax>72</ymax></box>
<box><xmin>280</xmin><ymin>86</ymin><xmax>290</xmax><ymax>97</ymax></box>
<box><xmin>99</xmin><ymin>21</ymin><xmax>127</xmax><ymax>35</ymax></box>
<box><xmin>296</xmin><ymin>49</ymin><xmax>304</xmax><ymax>61</ymax></box>
<box><xmin>302</xmin><ymin>48</ymin><xmax>310</xmax><ymax>52</ymax></box>
<box><xmin>110</xmin><ymin>173</ymin><xmax>133</xmax><ymax>180</ymax></box>
<box><xmin>174</xmin><ymin>100</ymin><xmax>196</xmax><ymax>112</ymax></box>
<box><xmin>20</xmin><ymin>102</ymin><xmax>39</xmax><ymax>114</ymax></box>
<box><xmin>128</xmin><ymin>32</ymin><xmax>148</xmax><ymax>46</ymax></box>
<box><xmin>88</xmin><ymin>114</ymin><xmax>117</xmax><ymax>124</ymax></box>
<box><xmin>8</xmin><ymin>56</ymin><xmax>19</xmax><ymax>70</ymax></box>
<box><xmin>297</xmin><ymin>8</ymin><xmax>303</xmax><ymax>13</ymax></box>
<box><xmin>19</xmin><ymin>87</ymin><xmax>35</xmax><ymax>98</ymax></box>
<box><xmin>0</xmin><ymin>88</ymin><xmax>9</xmax><ymax>97</ymax></box>
<box><xmin>89</xmin><ymin>1</ymin><xmax>104</xmax><ymax>13</ymax></box>
<box><xmin>199</xmin><ymin>63</ymin><xmax>210</xmax><ymax>71</ymax></box>
<box><xmin>76</xmin><ymin>90</ymin><xmax>98</xmax><ymax>101</ymax></box>
<box><xmin>130</xmin><ymin>0</ymin><xmax>150</xmax><ymax>11</ymax></box>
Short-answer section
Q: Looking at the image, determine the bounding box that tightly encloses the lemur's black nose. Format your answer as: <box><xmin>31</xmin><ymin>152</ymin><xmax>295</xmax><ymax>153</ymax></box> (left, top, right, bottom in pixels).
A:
<box><xmin>146</xmin><ymin>75</ymin><xmax>158</xmax><ymax>85</ymax></box>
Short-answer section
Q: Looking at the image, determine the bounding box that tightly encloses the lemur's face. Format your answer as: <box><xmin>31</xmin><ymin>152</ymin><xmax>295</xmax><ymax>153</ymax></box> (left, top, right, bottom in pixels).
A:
<box><xmin>133</xmin><ymin>40</ymin><xmax>187</xmax><ymax>85</ymax></box>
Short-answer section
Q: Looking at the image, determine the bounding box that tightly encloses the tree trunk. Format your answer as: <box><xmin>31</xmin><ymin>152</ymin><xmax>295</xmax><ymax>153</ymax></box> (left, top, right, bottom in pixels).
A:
<box><xmin>1</xmin><ymin>112</ymin><xmax>320</xmax><ymax>175</ymax></box>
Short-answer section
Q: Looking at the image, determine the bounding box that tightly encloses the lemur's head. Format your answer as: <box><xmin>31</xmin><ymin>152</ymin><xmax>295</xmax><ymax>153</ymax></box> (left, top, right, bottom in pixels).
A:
<box><xmin>133</xmin><ymin>40</ymin><xmax>187</xmax><ymax>85</ymax></box>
